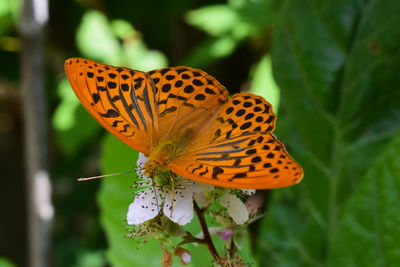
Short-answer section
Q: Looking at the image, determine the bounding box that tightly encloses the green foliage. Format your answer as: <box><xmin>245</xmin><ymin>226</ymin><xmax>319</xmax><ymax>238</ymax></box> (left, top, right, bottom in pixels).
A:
<box><xmin>76</xmin><ymin>10</ymin><xmax>167</xmax><ymax>71</ymax></box>
<box><xmin>257</xmin><ymin>0</ymin><xmax>400</xmax><ymax>266</ymax></box>
<box><xmin>52</xmin><ymin>78</ymin><xmax>100</xmax><ymax>156</ymax></box>
<box><xmin>76</xmin><ymin>11</ymin><xmax>120</xmax><ymax>65</ymax></box>
<box><xmin>330</xmin><ymin>131</ymin><xmax>400</xmax><ymax>266</ymax></box>
<box><xmin>0</xmin><ymin>257</ymin><xmax>16</xmax><ymax>267</ymax></box>
<box><xmin>184</xmin><ymin>0</ymin><xmax>275</xmax><ymax>66</ymax></box>
<box><xmin>248</xmin><ymin>55</ymin><xmax>280</xmax><ymax>112</ymax></box>
<box><xmin>0</xmin><ymin>0</ymin><xmax>20</xmax><ymax>36</ymax></box>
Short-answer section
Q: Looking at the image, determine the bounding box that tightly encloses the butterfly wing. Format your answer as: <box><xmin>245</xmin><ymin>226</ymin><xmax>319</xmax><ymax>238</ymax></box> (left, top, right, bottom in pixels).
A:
<box><xmin>65</xmin><ymin>58</ymin><xmax>159</xmax><ymax>155</ymax></box>
<box><xmin>168</xmin><ymin>94</ymin><xmax>304</xmax><ymax>189</ymax></box>
<box><xmin>65</xmin><ymin>58</ymin><xmax>303</xmax><ymax>189</ymax></box>
<box><xmin>147</xmin><ymin>66</ymin><xmax>229</xmax><ymax>145</ymax></box>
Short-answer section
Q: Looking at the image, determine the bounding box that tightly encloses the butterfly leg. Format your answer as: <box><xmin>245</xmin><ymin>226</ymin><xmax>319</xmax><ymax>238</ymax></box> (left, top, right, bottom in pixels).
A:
<box><xmin>169</xmin><ymin>172</ymin><xmax>176</xmax><ymax>218</ymax></box>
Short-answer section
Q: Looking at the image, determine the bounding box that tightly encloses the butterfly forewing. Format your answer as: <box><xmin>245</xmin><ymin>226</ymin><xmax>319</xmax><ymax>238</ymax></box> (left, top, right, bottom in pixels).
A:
<box><xmin>65</xmin><ymin>58</ymin><xmax>158</xmax><ymax>155</ymax></box>
<box><xmin>147</xmin><ymin>67</ymin><xmax>229</xmax><ymax>145</ymax></box>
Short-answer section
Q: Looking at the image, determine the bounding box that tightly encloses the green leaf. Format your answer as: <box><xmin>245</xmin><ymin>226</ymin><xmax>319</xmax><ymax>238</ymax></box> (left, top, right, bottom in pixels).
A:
<box><xmin>248</xmin><ymin>55</ymin><xmax>280</xmax><ymax>112</ymax></box>
<box><xmin>184</xmin><ymin>0</ymin><xmax>275</xmax><ymax>65</ymax></box>
<box><xmin>258</xmin><ymin>0</ymin><xmax>400</xmax><ymax>265</ymax></box>
<box><xmin>0</xmin><ymin>0</ymin><xmax>20</xmax><ymax>36</ymax></box>
<box><xmin>111</xmin><ymin>19</ymin><xmax>135</xmax><ymax>40</ymax></box>
<box><xmin>52</xmin><ymin>79</ymin><xmax>100</xmax><ymax>156</ymax></box>
<box><xmin>182</xmin><ymin>36</ymin><xmax>238</xmax><ymax>67</ymax></box>
<box><xmin>0</xmin><ymin>257</ymin><xmax>16</xmax><ymax>267</ymax></box>
<box><xmin>123</xmin><ymin>42</ymin><xmax>168</xmax><ymax>71</ymax></box>
<box><xmin>186</xmin><ymin>5</ymin><xmax>240</xmax><ymax>37</ymax></box>
<box><xmin>329</xmin><ymin>131</ymin><xmax>400</xmax><ymax>266</ymax></box>
<box><xmin>76</xmin><ymin>10</ymin><xmax>120</xmax><ymax>64</ymax></box>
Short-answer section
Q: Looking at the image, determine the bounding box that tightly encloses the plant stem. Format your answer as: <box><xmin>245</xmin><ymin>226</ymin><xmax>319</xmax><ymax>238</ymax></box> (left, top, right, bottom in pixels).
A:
<box><xmin>193</xmin><ymin>201</ymin><xmax>220</xmax><ymax>264</ymax></box>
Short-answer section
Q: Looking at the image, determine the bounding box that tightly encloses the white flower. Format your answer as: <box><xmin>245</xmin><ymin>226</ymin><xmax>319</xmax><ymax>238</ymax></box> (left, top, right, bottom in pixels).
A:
<box><xmin>220</xmin><ymin>189</ymin><xmax>255</xmax><ymax>225</ymax></box>
<box><xmin>127</xmin><ymin>153</ymin><xmax>206</xmax><ymax>226</ymax></box>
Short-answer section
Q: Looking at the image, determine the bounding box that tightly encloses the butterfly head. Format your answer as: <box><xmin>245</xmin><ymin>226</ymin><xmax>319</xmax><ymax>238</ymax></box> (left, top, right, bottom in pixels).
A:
<box><xmin>143</xmin><ymin>158</ymin><xmax>175</xmax><ymax>187</ymax></box>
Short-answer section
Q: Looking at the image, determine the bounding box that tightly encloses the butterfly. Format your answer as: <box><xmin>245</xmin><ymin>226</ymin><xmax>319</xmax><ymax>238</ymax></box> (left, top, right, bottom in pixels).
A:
<box><xmin>65</xmin><ymin>58</ymin><xmax>303</xmax><ymax>189</ymax></box>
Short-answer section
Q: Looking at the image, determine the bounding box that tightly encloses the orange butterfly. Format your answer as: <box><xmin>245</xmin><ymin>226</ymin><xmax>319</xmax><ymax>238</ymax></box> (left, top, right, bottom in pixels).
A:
<box><xmin>65</xmin><ymin>58</ymin><xmax>303</xmax><ymax>189</ymax></box>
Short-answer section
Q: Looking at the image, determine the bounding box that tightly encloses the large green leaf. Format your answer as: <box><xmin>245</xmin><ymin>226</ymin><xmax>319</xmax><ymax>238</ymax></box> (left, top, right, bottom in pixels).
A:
<box><xmin>329</xmin><ymin>131</ymin><xmax>400</xmax><ymax>266</ymax></box>
<box><xmin>258</xmin><ymin>0</ymin><xmax>400</xmax><ymax>265</ymax></box>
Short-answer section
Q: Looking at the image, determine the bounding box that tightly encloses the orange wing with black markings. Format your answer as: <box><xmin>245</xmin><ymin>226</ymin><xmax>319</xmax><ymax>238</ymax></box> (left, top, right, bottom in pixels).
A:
<box><xmin>169</xmin><ymin>94</ymin><xmax>303</xmax><ymax>189</ymax></box>
<box><xmin>146</xmin><ymin>66</ymin><xmax>228</xmax><ymax>145</ymax></box>
<box><xmin>65</xmin><ymin>58</ymin><xmax>158</xmax><ymax>155</ymax></box>
<box><xmin>65</xmin><ymin>58</ymin><xmax>303</xmax><ymax>189</ymax></box>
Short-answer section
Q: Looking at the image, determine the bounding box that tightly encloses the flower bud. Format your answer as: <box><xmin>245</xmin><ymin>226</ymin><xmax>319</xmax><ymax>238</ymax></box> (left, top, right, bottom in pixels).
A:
<box><xmin>174</xmin><ymin>247</ymin><xmax>191</xmax><ymax>265</ymax></box>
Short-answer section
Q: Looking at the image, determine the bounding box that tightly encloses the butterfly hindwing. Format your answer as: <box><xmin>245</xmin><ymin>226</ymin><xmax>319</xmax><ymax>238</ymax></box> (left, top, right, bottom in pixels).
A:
<box><xmin>65</xmin><ymin>58</ymin><xmax>158</xmax><ymax>155</ymax></box>
<box><xmin>169</xmin><ymin>94</ymin><xmax>303</xmax><ymax>189</ymax></box>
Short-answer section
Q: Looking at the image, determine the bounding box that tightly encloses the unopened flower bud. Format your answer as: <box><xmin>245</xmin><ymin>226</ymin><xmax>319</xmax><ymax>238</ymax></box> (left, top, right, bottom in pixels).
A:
<box><xmin>174</xmin><ymin>247</ymin><xmax>191</xmax><ymax>265</ymax></box>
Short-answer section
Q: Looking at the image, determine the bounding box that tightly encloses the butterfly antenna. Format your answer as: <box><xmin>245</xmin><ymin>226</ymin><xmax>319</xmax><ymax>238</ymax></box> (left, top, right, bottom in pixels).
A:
<box><xmin>77</xmin><ymin>170</ymin><xmax>136</xmax><ymax>182</ymax></box>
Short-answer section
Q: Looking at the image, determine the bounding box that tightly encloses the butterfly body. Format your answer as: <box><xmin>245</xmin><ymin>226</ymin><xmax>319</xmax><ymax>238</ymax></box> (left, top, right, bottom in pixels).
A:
<box><xmin>144</xmin><ymin>141</ymin><xmax>178</xmax><ymax>176</ymax></box>
<box><xmin>65</xmin><ymin>58</ymin><xmax>303</xmax><ymax>189</ymax></box>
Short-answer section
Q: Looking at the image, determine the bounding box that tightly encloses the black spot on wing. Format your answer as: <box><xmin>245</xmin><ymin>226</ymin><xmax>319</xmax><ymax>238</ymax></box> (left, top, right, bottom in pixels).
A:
<box><xmin>212</xmin><ymin>167</ymin><xmax>224</xmax><ymax>179</ymax></box>
<box><xmin>99</xmin><ymin>109</ymin><xmax>119</xmax><ymax>118</ymax></box>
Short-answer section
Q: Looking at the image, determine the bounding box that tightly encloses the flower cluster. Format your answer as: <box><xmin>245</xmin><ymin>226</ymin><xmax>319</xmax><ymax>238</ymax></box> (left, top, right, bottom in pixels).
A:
<box><xmin>126</xmin><ymin>153</ymin><xmax>262</xmax><ymax>266</ymax></box>
<box><xmin>127</xmin><ymin>153</ymin><xmax>257</xmax><ymax>227</ymax></box>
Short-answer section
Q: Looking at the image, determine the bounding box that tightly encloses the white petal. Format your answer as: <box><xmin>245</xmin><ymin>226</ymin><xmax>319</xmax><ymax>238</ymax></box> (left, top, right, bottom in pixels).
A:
<box><xmin>220</xmin><ymin>191</ymin><xmax>249</xmax><ymax>225</ymax></box>
<box><xmin>186</xmin><ymin>180</ymin><xmax>214</xmax><ymax>193</ymax></box>
<box><xmin>136</xmin><ymin>153</ymin><xmax>150</xmax><ymax>180</ymax></box>
<box><xmin>127</xmin><ymin>188</ymin><xmax>162</xmax><ymax>225</ymax></box>
<box><xmin>193</xmin><ymin>183</ymin><xmax>214</xmax><ymax>206</ymax></box>
<box><xmin>193</xmin><ymin>191</ymin><xmax>209</xmax><ymax>207</ymax></box>
<box><xmin>241</xmin><ymin>189</ymin><xmax>256</xmax><ymax>196</ymax></box>
<box><xmin>163</xmin><ymin>188</ymin><xmax>194</xmax><ymax>225</ymax></box>
<box><xmin>180</xmin><ymin>251</ymin><xmax>191</xmax><ymax>265</ymax></box>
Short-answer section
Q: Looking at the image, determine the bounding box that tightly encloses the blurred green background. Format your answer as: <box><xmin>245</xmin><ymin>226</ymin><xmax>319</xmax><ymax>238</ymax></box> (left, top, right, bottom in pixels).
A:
<box><xmin>1</xmin><ymin>0</ymin><xmax>400</xmax><ymax>266</ymax></box>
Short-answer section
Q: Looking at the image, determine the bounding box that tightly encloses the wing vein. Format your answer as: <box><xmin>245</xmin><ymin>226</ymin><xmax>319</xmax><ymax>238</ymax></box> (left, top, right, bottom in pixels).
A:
<box><xmin>129</xmin><ymin>79</ymin><xmax>146</xmax><ymax>129</ymax></box>
<box><xmin>118</xmin><ymin>86</ymin><xmax>140</xmax><ymax>129</ymax></box>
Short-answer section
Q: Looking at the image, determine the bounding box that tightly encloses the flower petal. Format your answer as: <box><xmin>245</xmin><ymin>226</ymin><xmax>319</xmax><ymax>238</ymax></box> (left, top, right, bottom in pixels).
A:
<box><xmin>220</xmin><ymin>191</ymin><xmax>249</xmax><ymax>225</ymax></box>
<box><xmin>136</xmin><ymin>153</ymin><xmax>150</xmax><ymax>180</ymax></box>
<box><xmin>241</xmin><ymin>189</ymin><xmax>256</xmax><ymax>196</ymax></box>
<box><xmin>163</xmin><ymin>188</ymin><xmax>194</xmax><ymax>225</ymax></box>
<box><xmin>127</xmin><ymin>188</ymin><xmax>162</xmax><ymax>225</ymax></box>
<box><xmin>217</xmin><ymin>228</ymin><xmax>234</xmax><ymax>241</ymax></box>
<box><xmin>190</xmin><ymin>181</ymin><xmax>214</xmax><ymax>206</ymax></box>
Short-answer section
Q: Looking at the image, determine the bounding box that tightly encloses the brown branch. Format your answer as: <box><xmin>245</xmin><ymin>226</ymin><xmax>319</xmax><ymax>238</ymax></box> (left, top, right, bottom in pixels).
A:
<box><xmin>193</xmin><ymin>201</ymin><xmax>220</xmax><ymax>264</ymax></box>
<box><xmin>18</xmin><ymin>0</ymin><xmax>51</xmax><ymax>266</ymax></box>
<box><xmin>177</xmin><ymin>231</ymin><xmax>207</xmax><ymax>247</ymax></box>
